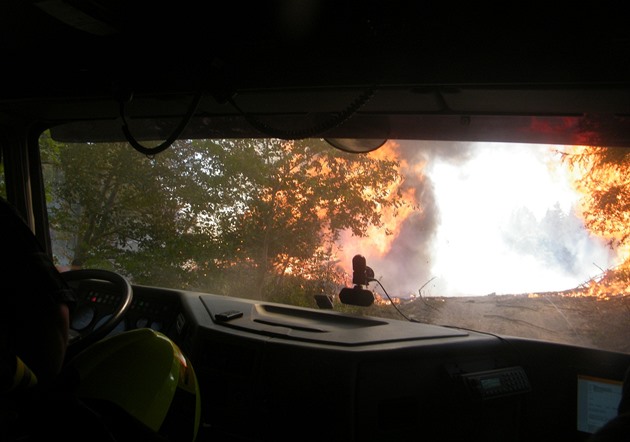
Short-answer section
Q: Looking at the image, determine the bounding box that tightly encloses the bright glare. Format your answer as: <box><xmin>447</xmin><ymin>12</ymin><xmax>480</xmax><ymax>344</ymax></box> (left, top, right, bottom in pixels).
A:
<box><xmin>341</xmin><ymin>142</ymin><xmax>621</xmax><ymax>297</ymax></box>
<box><xmin>429</xmin><ymin>143</ymin><xmax>617</xmax><ymax>295</ymax></box>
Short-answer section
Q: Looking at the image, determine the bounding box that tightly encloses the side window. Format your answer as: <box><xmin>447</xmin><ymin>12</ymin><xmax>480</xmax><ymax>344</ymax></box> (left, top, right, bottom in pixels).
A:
<box><xmin>39</xmin><ymin>131</ymin><xmax>73</xmax><ymax>271</ymax></box>
<box><xmin>0</xmin><ymin>147</ymin><xmax>5</xmax><ymax>199</ymax></box>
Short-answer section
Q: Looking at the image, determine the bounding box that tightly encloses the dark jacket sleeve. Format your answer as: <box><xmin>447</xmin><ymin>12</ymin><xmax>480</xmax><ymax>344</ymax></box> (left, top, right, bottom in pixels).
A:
<box><xmin>0</xmin><ymin>197</ymin><xmax>76</xmax><ymax>314</ymax></box>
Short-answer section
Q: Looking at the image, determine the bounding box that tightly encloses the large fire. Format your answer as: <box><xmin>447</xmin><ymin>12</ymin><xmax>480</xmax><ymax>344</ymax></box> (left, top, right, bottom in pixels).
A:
<box><xmin>540</xmin><ymin>145</ymin><xmax>630</xmax><ymax>301</ymax></box>
<box><xmin>336</xmin><ymin>143</ymin><xmax>630</xmax><ymax>302</ymax></box>
<box><xmin>335</xmin><ymin>140</ymin><xmax>420</xmax><ymax>279</ymax></box>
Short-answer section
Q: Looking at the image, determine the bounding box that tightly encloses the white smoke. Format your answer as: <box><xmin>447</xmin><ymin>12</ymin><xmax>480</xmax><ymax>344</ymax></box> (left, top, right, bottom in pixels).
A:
<box><xmin>353</xmin><ymin>141</ymin><xmax>620</xmax><ymax>298</ymax></box>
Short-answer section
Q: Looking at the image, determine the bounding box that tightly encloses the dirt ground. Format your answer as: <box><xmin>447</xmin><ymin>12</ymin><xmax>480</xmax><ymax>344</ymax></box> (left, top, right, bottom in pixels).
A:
<box><xmin>393</xmin><ymin>292</ymin><xmax>630</xmax><ymax>354</ymax></box>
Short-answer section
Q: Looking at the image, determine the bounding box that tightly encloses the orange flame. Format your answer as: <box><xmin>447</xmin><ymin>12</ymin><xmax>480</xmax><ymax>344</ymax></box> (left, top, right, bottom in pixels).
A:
<box><xmin>529</xmin><ymin>145</ymin><xmax>630</xmax><ymax>300</ymax></box>
<box><xmin>337</xmin><ymin>141</ymin><xmax>420</xmax><ymax>275</ymax></box>
<box><xmin>561</xmin><ymin>146</ymin><xmax>630</xmax><ymax>259</ymax></box>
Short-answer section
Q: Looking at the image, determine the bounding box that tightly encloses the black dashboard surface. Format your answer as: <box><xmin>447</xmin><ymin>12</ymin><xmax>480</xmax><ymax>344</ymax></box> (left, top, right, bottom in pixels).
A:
<box><xmin>199</xmin><ymin>294</ymin><xmax>468</xmax><ymax>346</ymax></box>
<box><xmin>65</xmin><ymin>284</ymin><xmax>630</xmax><ymax>440</ymax></box>
<box><xmin>65</xmin><ymin>284</ymin><xmax>630</xmax><ymax>441</ymax></box>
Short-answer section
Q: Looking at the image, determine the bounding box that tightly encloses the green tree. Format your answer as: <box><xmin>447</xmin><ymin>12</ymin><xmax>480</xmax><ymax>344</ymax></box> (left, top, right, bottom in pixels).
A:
<box><xmin>46</xmin><ymin>140</ymin><xmax>218</xmax><ymax>287</ymax></box>
<box><xmin>192</xmin><ymin>138</ymin><xmax>408</xmax><ymax>300</ymax></box>
<box><xmin>43</xmin><ymin>136</ymin><xmax>413</xmax><ymax>303</ymax></box>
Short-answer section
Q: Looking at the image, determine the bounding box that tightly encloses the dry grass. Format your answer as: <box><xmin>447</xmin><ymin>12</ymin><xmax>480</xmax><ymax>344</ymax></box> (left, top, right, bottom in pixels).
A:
<box><xmin>392</xmin><ymin>293</ymin><xmax>630</xmax><ymax>353</ymax></box>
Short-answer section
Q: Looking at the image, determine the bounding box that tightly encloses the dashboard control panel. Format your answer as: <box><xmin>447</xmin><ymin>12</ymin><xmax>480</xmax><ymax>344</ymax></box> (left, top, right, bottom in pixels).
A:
<box><xmin>460</xmin><ymin>366</ymin><xmax>531</xmax><ymax>400</ymax></box>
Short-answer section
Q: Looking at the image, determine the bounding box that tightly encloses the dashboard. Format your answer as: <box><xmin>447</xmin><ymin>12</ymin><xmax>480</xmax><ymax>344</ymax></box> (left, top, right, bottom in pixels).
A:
<box><xmin>180</xmin><ymin>292</ymin><xmax>532</xmax><ymax>440</ymax></box>
<box><xmin>69</xmin><ymin>280</ymin><xmax>181</xmax><ymax>338</ymax></box>
<box><xmin>66</xmin><ymin>280</ymin><xmax>630</xmax><ymax>441</ymax></box>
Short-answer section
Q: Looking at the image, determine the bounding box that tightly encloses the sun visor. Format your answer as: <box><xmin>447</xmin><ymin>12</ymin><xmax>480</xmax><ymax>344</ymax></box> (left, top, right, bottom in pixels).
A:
<box><xmin>48</xmin><ymin>114</ymin><xmax>393</xmax><ymax>143</ymax></box>
<box><xmin>48</xmin><ymin>113</ymin><xmax>630</xmax><ymax>149</ymax></box>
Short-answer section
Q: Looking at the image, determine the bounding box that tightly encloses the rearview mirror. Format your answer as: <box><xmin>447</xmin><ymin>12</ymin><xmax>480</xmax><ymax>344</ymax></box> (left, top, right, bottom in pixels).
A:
<box><xmin>324</xmin><ymin>138</ymin><xmax>387</xmax><ymax>153</ymax></box>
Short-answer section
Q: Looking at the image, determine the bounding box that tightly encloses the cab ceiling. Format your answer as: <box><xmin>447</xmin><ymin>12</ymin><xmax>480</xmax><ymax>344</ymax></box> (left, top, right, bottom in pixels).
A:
<box><xmin>0</xmin><ymin>1</ymin><xmax>629</xmax><ymax>146</ymax></box>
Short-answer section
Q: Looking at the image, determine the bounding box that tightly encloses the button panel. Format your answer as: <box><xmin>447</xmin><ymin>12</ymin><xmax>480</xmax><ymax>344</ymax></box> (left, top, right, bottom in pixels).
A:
<box><xmin>461</xmin><ymin>366</ymin><xmax>531</xmax><ymax>399</ymax></box>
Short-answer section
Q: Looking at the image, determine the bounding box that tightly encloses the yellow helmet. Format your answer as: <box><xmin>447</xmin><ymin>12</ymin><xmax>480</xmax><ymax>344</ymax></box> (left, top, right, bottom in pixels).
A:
<box><xmin>65</xmin><ymin>328</ymin><xmax>200</xmax><ymax>441</ymax></box>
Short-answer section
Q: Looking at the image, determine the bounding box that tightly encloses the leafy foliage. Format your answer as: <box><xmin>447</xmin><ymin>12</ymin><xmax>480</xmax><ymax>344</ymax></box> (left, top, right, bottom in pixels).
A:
<box><xmin>561</xmin><ymin>146</ymin><xmax>630</xmax><ymax>248</ymax></box>
<box><xmin>561</xmin><ymin>146</ymin><xmax>630</xmax><ymax>293</ymax></box>
<box><xmin>41</xmin><ymin>135</ymin><xmax>414</xmax><ymax>303</ymax></box>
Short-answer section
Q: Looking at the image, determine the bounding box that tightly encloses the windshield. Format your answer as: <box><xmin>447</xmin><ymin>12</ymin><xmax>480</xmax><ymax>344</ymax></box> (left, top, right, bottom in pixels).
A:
<box><xmin>40</xmin><ymin>132</ymin><xmax>630</xmax><ymax>354</ymax></box>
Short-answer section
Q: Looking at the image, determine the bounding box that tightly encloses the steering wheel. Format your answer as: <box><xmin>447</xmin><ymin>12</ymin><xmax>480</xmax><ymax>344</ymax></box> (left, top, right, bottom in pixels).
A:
<box><xmin>62</xmin><ymin>269</ymin><xmax>133</xmax><ymax>360</ymax></box>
